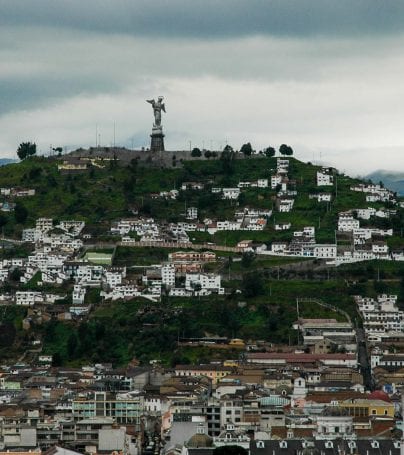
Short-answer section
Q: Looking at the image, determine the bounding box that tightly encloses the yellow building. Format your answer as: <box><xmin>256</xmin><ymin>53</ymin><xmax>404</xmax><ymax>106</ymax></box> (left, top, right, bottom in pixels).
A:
<box><xmin>175</xmin><ymin>364</ymin><xmax>233</xmax><ymax>385</ymax></box>
<box><xmin>341</xmin><ymin>398</ymin><xmax>395</xmax><ymax>418</ymax></box>
<box><xmin>228</xmin><ymin>338</ymin><xmax>246</xmax><ymax>349</ymax></box>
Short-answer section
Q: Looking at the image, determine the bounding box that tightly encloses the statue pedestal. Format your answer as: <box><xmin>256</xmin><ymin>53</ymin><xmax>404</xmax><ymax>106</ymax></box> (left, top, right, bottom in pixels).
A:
<box><xmin>150</xmin><ymin>126</ymin><xmax>165</xmax><ymax>152</ymax></box>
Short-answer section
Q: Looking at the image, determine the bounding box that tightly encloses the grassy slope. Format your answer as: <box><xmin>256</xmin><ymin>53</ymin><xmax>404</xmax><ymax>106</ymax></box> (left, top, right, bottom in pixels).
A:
<box><xmin>0</xmin><ymin>155</ymin><xmax>403</xmax><ymax>366</ymax></box>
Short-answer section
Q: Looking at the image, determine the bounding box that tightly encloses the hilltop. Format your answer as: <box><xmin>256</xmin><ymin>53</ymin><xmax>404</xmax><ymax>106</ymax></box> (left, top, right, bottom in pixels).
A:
<box><xmin>0</xmin><ymin>151</ymin><xmax>401</xmax><ymax>246</ymax></box>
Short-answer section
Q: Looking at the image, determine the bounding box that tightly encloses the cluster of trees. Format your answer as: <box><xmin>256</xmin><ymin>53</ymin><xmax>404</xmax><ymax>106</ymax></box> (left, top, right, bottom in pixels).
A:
<box><xmin>235</xmin><ymin>142</ymin><xmax>294</xmax><ymax>156</ymax></box>
<box><xmin>191</xmin><ymin>143</ymin><xmax>294</xmax><ymax>158</ymax></box>
<box><xmin>17</xmin><ymin>142</ymin><xmax>37</xmax><ymax>160</ymax></box>
<box><xmin>263</xmin><ymin>144</ymin><xmax>293</xmax><ymax>156</ymax></box>
<box><xmin>279</xmin><ymin>143</ymin><xmax>294</xmax><ymax>155</ymax></box>
<box><xmin>228</xmin><ymin>142</ymin><xmax>294</xmax><ymax>156</ymax></box>
<box><xmin>191</xmin><ymin>148</ymin><xmax>218</xmax><ymax>159</ymax></box>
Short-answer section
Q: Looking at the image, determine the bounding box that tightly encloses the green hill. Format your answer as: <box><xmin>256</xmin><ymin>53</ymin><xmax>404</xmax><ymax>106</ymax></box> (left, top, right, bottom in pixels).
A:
<box><xmin>0</xmin><ymin>153</ymin><xmax>403</xmax><ymax>366</ymax></box>
<box><xmin>0</xmin><ymin>154</ymin><xmax>401</xmax><ymax>245</ymax></box>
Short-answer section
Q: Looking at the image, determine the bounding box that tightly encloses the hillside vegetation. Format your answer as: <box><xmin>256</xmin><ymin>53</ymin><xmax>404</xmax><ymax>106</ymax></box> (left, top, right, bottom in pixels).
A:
<box><xmin>0</xmin><ymin>155</ymin><xmax>402</xmax><ymax>246</ymax></box>
<box><xmin>0</xmin><ymin>153</ymin><xmax>403</xmax><ymax>366</ymax></box>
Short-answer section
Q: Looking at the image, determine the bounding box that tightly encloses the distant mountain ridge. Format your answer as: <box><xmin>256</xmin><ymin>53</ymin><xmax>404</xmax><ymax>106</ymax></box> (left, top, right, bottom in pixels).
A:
<box><xmin>366</xmin><ymin>170</ymin><xmax>404</xmax><ymax>196</ymax></box>
<box><xmin>0</xmin><ymin>158</ymin><xmax>17</xmax><ymax>166</ymax></box>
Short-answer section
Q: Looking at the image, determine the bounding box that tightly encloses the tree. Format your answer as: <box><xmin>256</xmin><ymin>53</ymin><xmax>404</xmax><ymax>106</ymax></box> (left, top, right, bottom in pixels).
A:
<box><xmin>67</xmin><ymin>333</ymin><xmax>78</xmax><ymax>357</ymax></box>
<box><xmin>241</xmin><ymin>251</ymin><xmax>255</xmax><ymax>268</ymax></box>
<box><xmin>264</xmin><ymin>146</ymin><xmax>276</xmax><ymax>157</ymax></box>
<box><xmin>52</xmin><ymin>352</ymin><xmax>63</xmax><ymax>367</ymax></box>
<box><xmin>10</xmin><ymin>267</ymin><xmax>23</xmax><ymax>282</ymax></box>
<box><xmin>14</xmin><ymin>202</ymin><xmax>28</xmax><ymax>224</ymax></box>
<box><xmin>204</xmin><ymin>150</ymin><xmax>212</xmax><ymax>159</ymax></box>
<box><xmin>240</xmin><ymin>142</ymin><xmax>253</xmax><ymax>157</ymax></box>
<box><xmin>279</xmin><ymin>144</ymin><xmax>294</xmax><ymax>156</ymax></box>
<box><xmin>17</xmin><ymin>142</ymin><xmax>36</xmax><ymax>160</ymax></box>
<box><xmin>223</xmin><ymin>144</ymin><xmax>234</xmax><ymax>153</ymax></box>
<box><xmin>242</xmin><ymin>271</ymin><xmax>264</xmax><ymax>297</ymax></box>
<box><xmin>0</xmin><ymin>213</ymin><xmax>7</xmax><ymax>229</ymax></box>
<box><xmin>191</xmin><ymin>147</ymin><xmax>202</xmax><ymax>157</ymax></box>
<box><xmin>220</xmin><ymin>148</ymin><xmax>235</xmax><ymax>175</ymax></box>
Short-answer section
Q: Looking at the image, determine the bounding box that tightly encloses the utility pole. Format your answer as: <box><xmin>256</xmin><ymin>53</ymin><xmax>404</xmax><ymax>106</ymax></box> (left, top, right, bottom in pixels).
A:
<box><xmin>335</xmin><ymin>174</ymin><xmax>338</xmax><ymax>198</ymax></box>
<box><xmin>113</xmin><ymin>122</ymin><xmax>116</xmax><ymax>148</ymax></box>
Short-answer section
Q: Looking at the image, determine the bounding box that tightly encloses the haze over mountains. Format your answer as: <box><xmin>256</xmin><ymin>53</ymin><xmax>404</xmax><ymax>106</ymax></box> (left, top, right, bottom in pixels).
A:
<box><xmin>0</xmin><ymin>158</ymin><xmax>16</xmax><ymax>166</ymax></box>
<box><xmin>366</xmin><ymin>170</ymin><xmax>404</xmax><ymax>196</ymax></box>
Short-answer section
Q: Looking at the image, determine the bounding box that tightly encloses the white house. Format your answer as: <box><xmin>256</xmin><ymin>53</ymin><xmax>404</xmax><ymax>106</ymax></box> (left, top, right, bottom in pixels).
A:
<box><xmin>36</xmin><ymin>218</ymin><xmax>53</xmax><ymax>232</ymax></box>
<box><xmin>271</xmin><ymin>242</ymin><xmax>288</xmax><ymax>253</ymax></box>
<box><xmin>222</xmin><ymin>188</ymin><xmax>240</xmax><ymax>200</ymax></box>
<box><xmin>314</xmin><ymin>244</ymin><xmax>337</xmax><ymax>259</ymax></box>
<box><xmin>338</xmin><ymin>213</ymin><xmax>360</xmax><ymax>232</ymax></box>
<box><xmin>161</xmin><ymin>263</ymin><xmax>176</xmax><ymax>287</ymax></box>
<box><xmin>256</xmin><ymin>178</ymin><xmax>269</xmax><ymax>188</ymax></box>
<box><xmin>72</xmin><ymin>285</ymin><xmax>86</xmax><ymax>305</ymax></box>
<box><xmin>16</xmin><ymin>291</ymin><xmax>43</xmax><ymax>306</ymax></box>
<box><xmin>185</xmin><ymin>273</ymin><xmax>224</xmax><ymax>295</ymax></box>
<box><xmin>317</xmin><ymin>170</ymin><xmax>334</xmax><ymax>186</ymax></box>
<box><xmin>186</xmin><ymin>207</ymin><xmax>198</xmax><ymax>220</ymax></box>
<box><xmin>271</xmin><ymin>174</ymin><xmax>283</xmax><ymax>189</ymax></box>
<box><xmin>309</xmin><ymin>193</ymin><xmax>332</xmax><ymax>202</ymax></box>
<box><xmin>275</xmin><ymin>222</ymin><xmax>291</xmax><ymax>231</ymax></box>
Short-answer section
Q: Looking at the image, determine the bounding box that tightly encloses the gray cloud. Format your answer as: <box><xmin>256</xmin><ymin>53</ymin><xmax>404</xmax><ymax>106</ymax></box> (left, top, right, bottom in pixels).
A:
<box><xmin>1</xmin><ymin>1</ymin><xmax>404</xmax><ymax>39</ymax></box>
<box><xmin>1</xmin><ymin>1</ymin><xmax>404</xmax><ymax>174</ymax></box>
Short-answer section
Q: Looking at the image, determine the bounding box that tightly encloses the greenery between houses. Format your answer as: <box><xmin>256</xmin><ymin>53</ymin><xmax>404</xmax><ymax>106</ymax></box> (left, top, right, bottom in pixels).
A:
<box><xmin>0</xmin><ymin>154</ymin><xmax>402</xmax><ymax>365</ymax></box>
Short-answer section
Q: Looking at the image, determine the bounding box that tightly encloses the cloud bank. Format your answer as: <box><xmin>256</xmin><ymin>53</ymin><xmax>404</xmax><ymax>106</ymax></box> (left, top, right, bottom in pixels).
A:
<box><xmin>1</xmin><ymin>1</ymin><xmax>404</xmax><ymax>174</ymax></box>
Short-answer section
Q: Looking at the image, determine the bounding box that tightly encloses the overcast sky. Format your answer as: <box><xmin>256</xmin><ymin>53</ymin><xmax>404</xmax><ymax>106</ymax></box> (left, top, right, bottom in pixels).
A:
<box><xmin>1</xmin><ymin>0</ymin><xmax>404</xmax><ymax>175</ymax></box>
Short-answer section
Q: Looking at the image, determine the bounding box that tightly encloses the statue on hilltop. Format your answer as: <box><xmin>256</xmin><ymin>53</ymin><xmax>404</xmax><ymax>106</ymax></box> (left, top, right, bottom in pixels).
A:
<box><xmin>147</xmin><ymin>96</ymin><xmax>166</xmax><ymax>127</ymax></box>
<box><xmin>147</xmin><ymin>96</ymin><xmax>166</xmax><ymax>152</ymax></box>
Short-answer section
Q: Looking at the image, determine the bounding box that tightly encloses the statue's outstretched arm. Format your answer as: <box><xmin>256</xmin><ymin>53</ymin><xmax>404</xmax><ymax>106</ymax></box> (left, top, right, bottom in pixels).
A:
<box><xmin>146</xmin><ymin>99</ymin><xmax>154</xmax><ymax>104</ymax></box>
